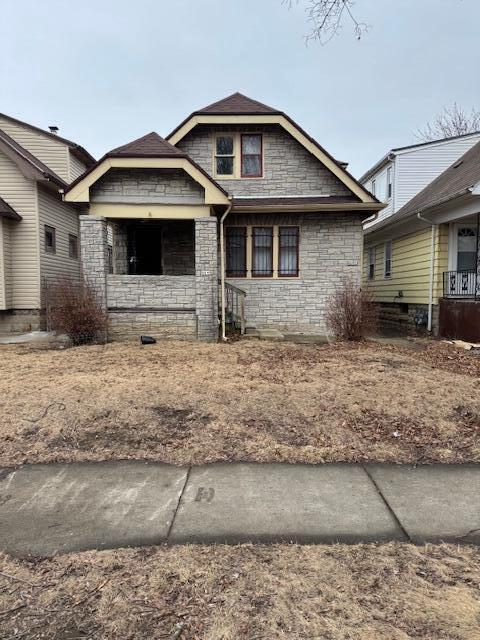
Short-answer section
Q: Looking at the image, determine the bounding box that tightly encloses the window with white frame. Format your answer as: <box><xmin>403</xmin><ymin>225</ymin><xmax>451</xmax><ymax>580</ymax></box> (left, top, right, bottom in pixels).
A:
<box><xmin>368</xmin><ymin>246</ymin><xmax>375</xmax><ymax>280</ymax></box>
<box><xmin>225</xmin><ymin>225</ymin><xmax>299</xmax><ymax>278</ymax></box>
<box><xmin>386</xmin><ymin>166</ymin><xmax>392</xmax><ymax>199</ymax></box>
<box><xmin>371</xmin><ymin>178</ymin><xmax>376</xmax><ymax>197</ymax></box>
<box><xmin>384</xmin><ymin>240</ymin><xmax>392</xmax><ymax>278</ymax></box>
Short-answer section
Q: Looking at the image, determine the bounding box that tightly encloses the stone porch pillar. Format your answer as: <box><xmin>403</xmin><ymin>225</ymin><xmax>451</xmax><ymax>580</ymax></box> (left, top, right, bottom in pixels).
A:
<box><xmin>195</xmin><ymin>217</ymin><xmax>218</xmax><ymax>342</ymax></box>
<box><xmin>80</xmin><ymin>215</ymin><xmax>109</xmax><ymax>310</ymax></box>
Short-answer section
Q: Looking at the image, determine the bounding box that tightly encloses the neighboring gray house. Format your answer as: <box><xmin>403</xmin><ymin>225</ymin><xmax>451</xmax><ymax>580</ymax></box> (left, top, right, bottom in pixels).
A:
<box><xmin>65</xmin><ymin>93</ymin><xmax>382</xmax><ymax>341</ymax></box>
<box><xmin>0</xmin><ymin>113</ymin><xmax>94</xmax><ymax>332</ymax></box>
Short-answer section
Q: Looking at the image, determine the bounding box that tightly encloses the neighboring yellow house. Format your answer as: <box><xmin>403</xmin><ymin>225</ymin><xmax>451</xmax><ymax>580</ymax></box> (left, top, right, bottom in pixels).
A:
<box><xmin>361</xmin><ymin>139</ymin><xmax>480</xmax><ymax>340</ymax></box>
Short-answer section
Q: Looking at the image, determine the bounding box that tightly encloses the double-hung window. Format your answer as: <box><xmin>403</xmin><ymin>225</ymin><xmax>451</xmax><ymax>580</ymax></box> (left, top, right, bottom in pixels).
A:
<box><xmin>226</xmin><ymin>225</ymin><xmax>299</xmax><ymax>278</ymax></box>
<box><xmin>368</xmin><ymin>246</ymin><xmax>375</xmax><ymax>280</ymax></box>
<box><xmin>44</xmin><ymin>225</ymin><xmax>56</xmax><ymax>254</ymax></box>
<box><xmin>241</xmin><ymin>134</ymin><xmax>262</xmax><ymax>177</ymax></box>
<box><xmin>386</xmin><ymin>167</ymin><xmax>392</xmax><ymax>199</ymax></box>
<box><xmin>215</xmin><ymin>135</ymin><xmax>235</xmax><ymax>176</ymax></box>
<box><xmin>226</xmin><ymin>227</ymin><xmax>247</xmax><ymax>277</ymax></box>
<box><xmin>384</xmin><ymin>240</ymin><xmax>392</xmax><ymax>278</ymax></box>
<box><xmin>252</xmin><ymin>227</ymin><xmax>273</xmax><ymax>277</ymax></box>
<box><xmin>68</xmin><ymin>234</ymin><xmax>78</xmax><ymax>259</ymax></box>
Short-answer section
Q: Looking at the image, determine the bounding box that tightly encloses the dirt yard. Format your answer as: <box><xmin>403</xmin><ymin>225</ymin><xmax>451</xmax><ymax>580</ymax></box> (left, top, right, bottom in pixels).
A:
<box><xmin>1</xmin><ymin>542</ymin><xmax>480</xmax><ymax>640</ymax></box>
<box><xmin>0</xmin><ymin>338</ymin><xmax>479</xmax><ymax>467</ymax></box>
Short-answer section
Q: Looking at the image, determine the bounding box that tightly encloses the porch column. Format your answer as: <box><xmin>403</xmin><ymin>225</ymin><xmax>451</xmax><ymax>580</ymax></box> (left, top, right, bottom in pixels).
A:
<box><xmin>80</xmin><ymin>215</ymin><xmax>108</xmax><ymax>310</ymax></box>
<box><xmin>195</xmin><ymin>217</ymin><xmax>218</xmax><ymax>342</ymax></box>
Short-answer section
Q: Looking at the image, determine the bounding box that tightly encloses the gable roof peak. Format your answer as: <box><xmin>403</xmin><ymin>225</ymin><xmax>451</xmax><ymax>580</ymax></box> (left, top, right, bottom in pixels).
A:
<box><xmin>107</xmin><ymin>131</ymin><xmax>185</xmax><ymax>158</ymax></box>
<box><xmin>196</xmin><ymin>92</ymin><xmax>281</xmax><ymax>115</ymax></box>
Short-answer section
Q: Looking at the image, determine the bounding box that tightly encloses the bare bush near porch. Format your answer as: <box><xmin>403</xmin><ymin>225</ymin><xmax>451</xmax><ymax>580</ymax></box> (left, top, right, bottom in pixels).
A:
<box><xmin>45</xmin><ymin>277</ymin><xmax>109</xmax><ymax>345</ymax></box>
<box><xmin>325</xmin><ymin>278</ymin><xmax>376</xmax><ymax>341</ymax></box>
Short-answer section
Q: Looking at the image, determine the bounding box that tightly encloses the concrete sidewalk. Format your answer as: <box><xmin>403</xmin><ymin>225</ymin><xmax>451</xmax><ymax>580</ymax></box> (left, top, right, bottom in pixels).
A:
<box><xmin>0</xmin><ymin>461</ymin><xmax>479</xmax><ymax>557</ymax></box>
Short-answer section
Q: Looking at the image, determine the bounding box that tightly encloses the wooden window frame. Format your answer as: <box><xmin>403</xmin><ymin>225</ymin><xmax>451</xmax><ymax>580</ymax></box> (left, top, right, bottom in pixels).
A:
<box><xmin>225</xmin><ymin>226</ymin><xmax>247</xmax><ymax>277</ymax></box>
<box><xmin>241</xmin><ymin>133</ymin><xmax>263</xmax><ymax>178</ymax></box>
<box><xmin>252</xmin><ymin>226</ymin><xmax>273</xmax><ymax>277</ymax></box>
<box><xmin>278</xmin><ymin>226</ymin><xmax>299</xmax><ymax>277</ymax></box>
<box><xmin>68</xmin><ymin>233</ymin><xmax>78</xmax><ymax>260</ymax></box>
<box><xmin>44</xmin><ymin>225</ymin><xmax>56</xmax><ymax>254</ymax></box>
<box><xmin>214</xmin><ymin>134</ymin><xmax>235</xmax><ymax>178</ymax></box>
<box><xmin>384</xmin><ymin>240</ymin><xmax>392</xmax><ymax>279</ymax></box>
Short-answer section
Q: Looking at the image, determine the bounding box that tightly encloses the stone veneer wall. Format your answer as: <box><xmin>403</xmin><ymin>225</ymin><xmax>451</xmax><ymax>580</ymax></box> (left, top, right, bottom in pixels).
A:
<box><xmin>225</xmin><ymin>213</ymin><xmax>363</xmax><ymax>333</ymax></box>
<box><xmin>107</xmin><ymin>275</ymin><xmax>195</xmax><ymax>310</ymax></box>
<box><xmin>195</xmin><ymin>217</ymin><xmax>218</xmax><ymax>341</ymax></box>
<box><xmin>91</xmin><ymin>168</ymin><xmax>204</xmax><ymax>204</ymax></box>
<box><xmin>177</xmin><ymin>124</ymin><xmax>351</xmax><ymax>197</ymax></box>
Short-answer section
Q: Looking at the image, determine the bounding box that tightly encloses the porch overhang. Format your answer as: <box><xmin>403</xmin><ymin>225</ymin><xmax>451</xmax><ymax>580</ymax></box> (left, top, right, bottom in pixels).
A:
<box><xmin>89</xmin><ymin>203</ymin><xmax>211</xmax><ymax>219</ymax></box>
<box><xmin>231</xmin><ymin>196</ymin><xmax>383</xmax><ymax>218</ymax></box>
<box><xmin>63</xmin><ymin>156</ymin><xmax>230</xmax><ymax>206</ymax></box>
<box><xmin>166</xmin><ymin>113</ymin><xmax>379</xmax><ymax>205</ymax></box>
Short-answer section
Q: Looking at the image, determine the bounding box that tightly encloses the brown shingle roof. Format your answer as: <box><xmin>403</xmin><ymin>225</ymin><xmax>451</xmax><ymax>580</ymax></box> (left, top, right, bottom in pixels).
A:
<box><xmin>0</xmin><ymin>128</ymin><xmax>67</xmax><ymax>188</ymax></box>
<box><xmin>367</xmin><ymin>140</ymin><xmax>480</xmax><ymax>233</ymax></box>
<box><xmin>0</xmin><ymin>196</ymin><xmax>22</xmax><ymax>221</ymax></box>
<box><xmin>197</xmin><ymin>92</ymin><xmax>280</xmax><ymax>115</ymax></box>
<box><xmin>108</xmin><ymin>132</ymin><xmax>185</xmax><ymax>157</ymax></box>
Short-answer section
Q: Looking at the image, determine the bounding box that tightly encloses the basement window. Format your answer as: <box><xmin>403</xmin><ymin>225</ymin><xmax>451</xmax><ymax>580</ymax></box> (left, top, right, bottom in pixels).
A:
<box><xmin>44</xmin><ymin>225</ymin><xmax>56</xmax><ymax>254</ymax></box>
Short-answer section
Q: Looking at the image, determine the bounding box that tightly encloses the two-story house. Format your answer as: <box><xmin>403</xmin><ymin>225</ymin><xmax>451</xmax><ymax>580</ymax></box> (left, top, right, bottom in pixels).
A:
<box><xmin>360</xmin><ymin>132</ymin><xmax>480</xmax><ymax>339</ymax></box>
<box><xmin>0</xmin><ymin>113</ymin><xmax>95</xmax><ymax>332</ymax></box>
<box><xmin>64</xmin><ymin>93</ymin><xmax>382</xmax><ymax>342</ymax></box>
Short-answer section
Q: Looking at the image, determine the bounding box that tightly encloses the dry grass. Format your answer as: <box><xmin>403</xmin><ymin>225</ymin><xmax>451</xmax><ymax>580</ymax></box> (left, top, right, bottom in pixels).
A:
<box><xmin>0</xmin><ymin>339</ymin><xmax>479</xmax><ymax>467</ymax></box>
<box><xmin>1</xmin><ymin>543</ymin><xmax>479</xmax><ymax>639</ymax></box>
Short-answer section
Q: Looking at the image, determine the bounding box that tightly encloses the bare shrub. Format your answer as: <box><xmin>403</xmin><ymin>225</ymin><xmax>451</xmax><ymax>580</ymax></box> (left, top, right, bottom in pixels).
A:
<box><xmin>325</xmin><ymin>278</ymin><xmax>377</xmax><ymax>341</ymax></box>
<box><xmin>44</xmin><ymin>277</ymin><xmax>109</xmax><ymax>345</ymax></box>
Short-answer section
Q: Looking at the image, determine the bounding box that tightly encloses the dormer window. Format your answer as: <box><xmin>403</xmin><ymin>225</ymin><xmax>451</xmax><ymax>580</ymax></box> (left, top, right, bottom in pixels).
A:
<box><xmin>215</xmin><ymin>135</ymin><xmax>234</xmax><ymax>176</ymax></box>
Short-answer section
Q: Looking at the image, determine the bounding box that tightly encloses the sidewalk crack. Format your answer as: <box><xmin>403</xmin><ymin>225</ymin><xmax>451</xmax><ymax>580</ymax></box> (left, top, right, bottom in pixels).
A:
<box><xmin>166</xmin><ymin>466</ymin><xmax>191</xmax><ymax>542</ymax></box>
<box><xmin>362</xmin><ymin>465</ymin><xmax>411</xmax><ymax>542</ymax></box>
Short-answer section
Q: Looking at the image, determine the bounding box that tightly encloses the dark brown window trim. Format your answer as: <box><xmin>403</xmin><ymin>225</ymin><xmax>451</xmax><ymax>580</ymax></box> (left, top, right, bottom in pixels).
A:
<box><xmin>278</xmin><ymin>226</ymin><xmax>299</xmax><ymax>278</ymax></box>
<box><xmin>68</xmin><ymin>233</ymin><xmax>78</xmax><ymax>259</ymax></box>
<box><xmin>225</xmin><ymin>226</ymin><xmax>247</xmax><ymax>277</ymax></box>
<box><xmin>252</xmin><ymin>226</ymin><xmax>273</xmax><ymax>277</ymax></box>
<box><xmin>241</xmin><ymin>133</ymin><xmax>263</xmax><ymax>178</ymax></box>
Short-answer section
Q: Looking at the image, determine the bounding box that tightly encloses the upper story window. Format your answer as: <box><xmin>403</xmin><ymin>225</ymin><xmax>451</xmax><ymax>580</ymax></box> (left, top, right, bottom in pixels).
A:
<box><xmin>384</xmin><ymin>240</ymin><xmax>392</xmax><ymax>278</ymax></box>
<box><xmin>44</xmin><ymin>225</ymin><xmax>56</xmax><ymax>254</ymax></box>
<box><xmin>241</xmin><ymin>134</ymin><xmax>262</xmax><ymax>177</ymax></box>
<box><xmin>371</xmin><ymin>179</ymin><xmax>376</xmax><ymax>197</ymax></box>
<box><xmin>386</xmin><ymin>166</ymin><xmax>392</xmax><ymax>199</ymax></box>
<box><xmin>214</xmin><ymin>133</ymin><xmax>263</xmax><ymax>179</ymax></box>
<box><xmin>215</xmin><ymin>135</ymin><xmax>234</xmax><ymax>176</ymax></box>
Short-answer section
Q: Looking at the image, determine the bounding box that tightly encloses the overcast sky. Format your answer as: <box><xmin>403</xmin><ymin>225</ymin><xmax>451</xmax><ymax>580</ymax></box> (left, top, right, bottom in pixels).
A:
<box><xmin>1</xmin><ymin>0</ymin><xmax>479</xmax><ymax>176</ymax></box>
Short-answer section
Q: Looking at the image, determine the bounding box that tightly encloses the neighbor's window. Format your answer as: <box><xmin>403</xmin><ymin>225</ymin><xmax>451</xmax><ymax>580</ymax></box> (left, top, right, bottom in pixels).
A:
<box><xmin>68</xmin><ymin>234</ymin><xmax>78</xmax><ymax>259</ymax></box>
<box><xmin>226</xmin><ymin>227</ymin><xmax>247</xmax><ymax>277</ymax></box>
<box><xmin>384</xmin><ymin>240</ymin><xmax>392</xmax><ymax>278</ymax></box>
<box><xmin>278</xmin><ymin>227</ymin><xmax>299</xmax><ymax>277</ymax></box>
<box><xmin>368</xmin><ymin>246</ymin><xmax>375</xmax><ymax>280</ymax></box>
<box><xmin>371</xmin><ymin>179</ymin><xmax>376</xmax><ymax>197</ymax></box>
<box><xmin>44</xmin><ymin>225</ymin><xmax>56</xmax><ymax>253</ymax></box>
<box><xmin>241</xmin><ymin>134</ymin><xmax>262</xmax><ymax>177</ymax></box>
<box><xmin>215</xmin><ymin>135</ymin><xmax>234</xmax><ymax>176</ymax></box>
<box><xmin>387</xmin><ymin>167</ymin><xmax>392</xmax><ymax>199</ymax></box>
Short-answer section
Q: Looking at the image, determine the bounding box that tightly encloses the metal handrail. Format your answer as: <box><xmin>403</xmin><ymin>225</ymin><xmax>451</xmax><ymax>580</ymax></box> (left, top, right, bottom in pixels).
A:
<box><xmin>443</xmin><ymin>269</ymin><xmax>478</xmax><ymax>298</ymax></box>
<box><xmin>221</xmin><ymin>281</ymin><xmax>247</xmax><ymax>334</ymax></box>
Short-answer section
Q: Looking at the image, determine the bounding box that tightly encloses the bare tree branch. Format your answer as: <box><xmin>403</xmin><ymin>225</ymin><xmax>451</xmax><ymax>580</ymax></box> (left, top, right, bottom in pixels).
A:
<box><xmin>416</xmin><ymin>103</ymin><xmax>480</xmax><ymax>142</ymax></box>
<box><xmin>284</xmin><ymin>0</ymin><xmax>369</xmax><ymax>44</ymax></box>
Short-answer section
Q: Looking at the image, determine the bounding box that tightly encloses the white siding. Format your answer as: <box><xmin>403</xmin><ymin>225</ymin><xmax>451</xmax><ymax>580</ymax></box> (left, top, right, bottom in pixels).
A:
<box><xmin>394</xmin><ymin>135</ymin><xmax>480</xmax><ymax>211</ymax></box>
<box><xmin>0</xmin><ymin>219</ymin><xmax>13</xmax><ymax>309</ymax></box>
<box><xmin>0</xmin><ymin>116</ymin><xmax>70</xmax><ymax>182</ymax></box>
<box><xmin>69</xmin><ymin>152</ymin><xmax>87</xmax><ymax>182</ymax></box>
<box><xmin>0</xmin><ymin>219</ymin><xmax>5</xmax><ymax>309</ymax></box>
<box><xmin>38</xmin><ymin>188</ymin><xmax>81</xmax><ymax>285</ymax></box>
<box><xmin>0</xmin><ymin>151</ymin><xmax>39</xmax><ymax>309</ymax></box>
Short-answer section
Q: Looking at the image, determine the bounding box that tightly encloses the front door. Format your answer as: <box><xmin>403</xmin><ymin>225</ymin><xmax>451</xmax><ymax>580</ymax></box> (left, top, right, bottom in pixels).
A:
<box><xmin>128</xmin><ymin>225</ymin><xmax>162</xmax><ymax>275</ymax></box>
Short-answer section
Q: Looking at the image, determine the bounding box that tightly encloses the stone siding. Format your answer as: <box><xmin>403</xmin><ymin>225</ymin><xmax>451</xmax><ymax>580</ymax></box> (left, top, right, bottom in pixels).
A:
<box><xmin>109</xmin><ymin>310</ymin><xmax>196</xmax><ymax>340</ymax></box>
<box><xmin>80</xmin><ymin>216</ymin><xmax>108</xmax><ymax>308</ymax></box>
<box><xmin>107</xmin><ymin>275</ymin><xmax>195</xmax><ymax>310</ymax></box>
<box><xmin>225</xmin><ymin>213</ymin><xmax>363</xmax><ymax>333</ymax></box>
<box><xmin>91</xmin><ymin>168</ymin><xmax>204</xmax><ymax>204</ymax></box>
<box><xmin>195</xmin><ymin>217</ymin><xmax>218</xmax><ymax>341</ymax></box>
<box><xmin>177</xmin><ymin>124</ymin><xmax>351</xmax><ymax>197</ymax></box>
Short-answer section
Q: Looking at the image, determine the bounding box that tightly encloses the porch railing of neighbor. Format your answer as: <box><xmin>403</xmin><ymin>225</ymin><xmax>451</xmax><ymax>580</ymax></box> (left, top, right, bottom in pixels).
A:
<box><xmin>443</xmin><ymin>270</ymin><xmax>478</xmax><ymax>299</ymax></box>
<box><xmin>223</xmin><ymin>282</ymin><xmax>247</xmax><ymax>334</ymax></box>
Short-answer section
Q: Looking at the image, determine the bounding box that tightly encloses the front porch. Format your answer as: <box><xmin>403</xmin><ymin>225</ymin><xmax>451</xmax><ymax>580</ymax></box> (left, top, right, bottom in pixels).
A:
<box><xmin>80</xmin><ymin>215</ymin><xmax>218</xmax><ymax>342</ymax></box>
